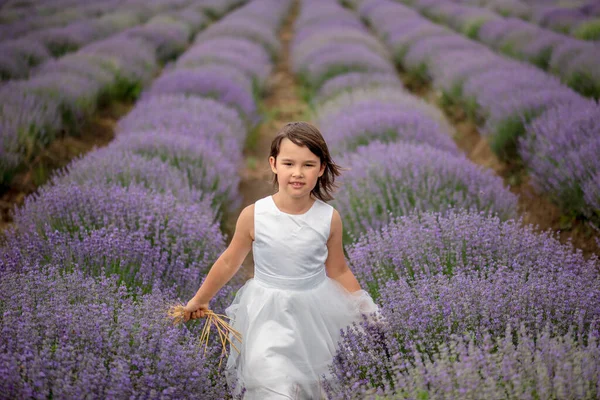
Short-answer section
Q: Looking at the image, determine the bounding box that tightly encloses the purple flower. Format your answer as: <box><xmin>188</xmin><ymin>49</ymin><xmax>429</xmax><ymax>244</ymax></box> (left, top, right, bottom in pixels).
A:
<box><xmin>144</xmin><ymin>66</ymin><xmax>258</xmax><ymax>123</ymax></box>
<box><xmin>195</xmin><ymin>18</ymin><xmax>280</xmax><ymax>58</ymax></box>
<box><xmin>0</xmin><ymin>265</ymin><xmax>236</xmax><ymax>398</ymax></box>
<box><xmin>110</xmin><ymin>130</ymin><xmax>242</xmax><ymax>212</ymax></box>
<box><xmin>316</xmin><ymin>88</ymin><xmax>453</xmax><ymax>135</ymax></box>
<box><xmin>13</xmin><ymin>182</ymin><xmax>224</xmax><ymax>293</ymax></box>
<box><xmin>319</xmin><ymin>104</ymin><xmax>458</xmax><ymax>155</ymax></box>
<box><xmin>327</xmin><ymin>209</ymin><xmax>600</xmax><ymax>396</ymax></box>
<box><xmin>176</xmin><ymin>38</ymin><xmax>272</xmax><ymax>86</ymax></box>
<box><xmin>519</xmin><ymin>101</ymin><xmax>600</xmax><ymax>225</ymax></box>
<box><xmin>117</xmin><ymin>94</ymin><xmax>246</xmax><ymax>148</ymax></box>
<box><xmin>80</xmin><ymin>36</ymin><xmax>157</xmax><ymax>85</ymax></box>
<box><xmin>315</xmin><ymin>72</ymin><xmax>403</xmax><ymax>102</ymax></box>
<box><xmin>50</xmin><ymin>147</ymin><xmax>212</xmax><ymax>205</ymax></box>
<box><xmin>121</xmin><ymin>19</ymin><xmax>191</xmax><ymax>62</ymax></box>
<box><xmin>333</xmin><ymin>141</ymin><xmax>518</xmax><ymax>236</ymax></box>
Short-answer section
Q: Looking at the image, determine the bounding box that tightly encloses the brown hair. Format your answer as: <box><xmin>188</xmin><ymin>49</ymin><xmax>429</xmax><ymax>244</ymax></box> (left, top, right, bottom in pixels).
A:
<box><xmin>269</xmin><ymin>121</ymin><xmax>342</xmax><ymax>201</ymax></box>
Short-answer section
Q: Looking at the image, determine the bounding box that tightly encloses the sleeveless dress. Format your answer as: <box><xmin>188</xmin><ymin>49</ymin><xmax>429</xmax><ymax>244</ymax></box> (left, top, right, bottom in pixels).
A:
<box><xmin>224</xmin><ymin>195</ymin><xmax>379</xmax><ymax>399</ymax></box>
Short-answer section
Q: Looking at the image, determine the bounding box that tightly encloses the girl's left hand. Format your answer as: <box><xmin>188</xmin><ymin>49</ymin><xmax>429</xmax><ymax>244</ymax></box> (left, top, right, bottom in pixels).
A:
<box><xmin>183</xmin><ymin>298</ymin><xmax>209</xmax><ymax>322</ymax></box>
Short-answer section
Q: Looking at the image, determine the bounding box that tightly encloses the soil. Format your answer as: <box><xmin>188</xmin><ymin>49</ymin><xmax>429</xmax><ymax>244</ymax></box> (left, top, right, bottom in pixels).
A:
<box><xmin>224</xmin><ymin>0</ymin><xmax>308</xmax><ymax>280</ymax></box>
<box><xmin>0</xmin><ymin>101</ymin><xmax>133</xmax><ymax>232</ymax></box>
<box><xmin>402</xmin><ymin>72</ymin><xmax>600</xmax><ymax>260</ymax></box>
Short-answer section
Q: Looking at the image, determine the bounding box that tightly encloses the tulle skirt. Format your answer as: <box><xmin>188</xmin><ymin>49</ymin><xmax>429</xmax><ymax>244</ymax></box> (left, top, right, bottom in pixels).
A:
<box><xmin>224</xmin><ymin>270</ymin><xmax>377</xmax><ymax>399</ymax></box>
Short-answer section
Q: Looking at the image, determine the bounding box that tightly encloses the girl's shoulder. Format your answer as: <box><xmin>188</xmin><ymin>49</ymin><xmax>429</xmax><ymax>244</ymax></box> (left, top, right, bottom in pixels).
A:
<box><xmin>237</xmin><ymin>203</ymin><xmax>255</xmax><ymax>240</ymax></box>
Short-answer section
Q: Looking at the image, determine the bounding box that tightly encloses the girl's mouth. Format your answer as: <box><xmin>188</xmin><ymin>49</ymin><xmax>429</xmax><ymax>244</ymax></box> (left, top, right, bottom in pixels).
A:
<box><xmin>290</xmin><ymin>182</ymin><xmax>304</xmax><ymax>188</ymax></box>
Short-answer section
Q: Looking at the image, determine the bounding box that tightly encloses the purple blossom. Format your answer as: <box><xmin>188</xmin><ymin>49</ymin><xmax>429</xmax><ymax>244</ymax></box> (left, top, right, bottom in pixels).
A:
<box><xmin>109</xmin><ymin>131</ymin><xmax>242</xmax><ymax>212</ymax></box>
<box><xmin>328</xmin><ymin>322</ymin><xmax>600</xmax><ymax>399</ymax></box>
<box><xmin>0</xmin><ymin>265</ymin><xmax>236</xmax><ymax>398</ymax></box>
<box><xmin>33</xmin><ymin>54</ymin><xmax>116</xmax><ymax>90</ymax></box>
<box><xmin>143</xmin><ymin>66</ymin><xmax>258</xmax><ymax>123</ymax></box>
<box><xmin>299</xmin><ymin>43</ymin><xmax>395</xmax><ymax>90</ymax></box>
<box><xmin>49</xmin><ymin>147</ymin><xmax>212</xmax><ymax>205</ymax></box>
<box><xmin>12</xmin><ymin>182</ymin><xmax>224</xmax><ymax>295</ymax></box>
<box><xmin>319</xmin><ymin>105</ymin><xmax>458</xmax><ymax>155</ymax></box>
<box><xmin>315</xmin><ymin>72</ymin><xmax>403</xmax><ymax>102</ymax></box>
<box><xmin>316</xmin><ymin>88</ymin><xmax>453</xmax><ymax>135</ymax></box>
<box><xmin>293</xmin><ymin>28</ymin><xmax>388</xmax><ymax>70</ymax></box>
<box><xmin>80</xmin><ymin>36</ymin><xmax>157</xmax><ymax>85</ymax></box>
<box><xmin>1</xmin><ymin>73</ymin><xmax>99</xmax><ymax>129</ymax></box>
<box><xmin>160</xmin><ymin>8</ymin><xmax>208</xmax><ymax>32</ymax></box>
<box><xmin>333</xmin><ymin>141</ymin><xmax>518</xmax><ymax>236</ymax></box>
<box><xmin>194</xmin><ymin>18</ymin><xmax>280</xmax><ymax>58</ymax></box>
<box><xmin>117</xmin><ymin>94</ymin><xmax>246</xmax><ymax>148</ymax></box>
<box><xmin>176</xmin><ymin>38</ymin><xmax>272</xmax><ymax>86</ymax></box>
<box><xmin>403</xmin><ymin>34</ymin><xmax>481</xmax><ymax>74</ymax></box>
<box><xmin>519</xmin><ymin>101</ymin><xmax>600</xmax><ymax>225</ymax></box>
<box><xmin>121</xmin><ymin>19</ymin><xmax>191</xmax><ymax>62</ymax></box>
<box><xmin>327</xmin><ymin>210</ymin><xmax>600</xmax><ymax>396</ymax></box>
<box><xmin>25</xmin><ymin>20</ymin><xmax>100</xmax><ymax>56</ymax></box>
<box><xmin>0</xmin><ymin>38</ymin><xmax>51</xmax><ymax>69</ymax></box>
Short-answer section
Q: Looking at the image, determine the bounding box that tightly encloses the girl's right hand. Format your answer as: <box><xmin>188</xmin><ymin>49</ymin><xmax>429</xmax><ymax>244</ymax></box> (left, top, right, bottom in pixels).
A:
<box><xmin>183</xmin><ymin>298</ymin><xmax>209</xmax><ymax>322</ymax></box>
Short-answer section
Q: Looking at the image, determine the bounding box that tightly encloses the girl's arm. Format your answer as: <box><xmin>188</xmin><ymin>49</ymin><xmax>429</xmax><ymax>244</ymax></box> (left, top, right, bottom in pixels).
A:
<box><xmin>184</xmin><ymin>204</ymin><xmax>254</xmax><ymax>320</ymax></box>
<box><xmin>325</xmin><ymin>209</ymin><xmax>361</xmax><ymax>293</ymax></box>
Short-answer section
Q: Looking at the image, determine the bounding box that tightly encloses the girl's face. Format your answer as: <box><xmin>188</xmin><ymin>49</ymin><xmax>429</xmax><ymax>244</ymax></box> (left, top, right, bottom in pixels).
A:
<box><xmin>269</xmin><ymin>138</ymin><xmax>325</xmax><ymax>199</ymax></box>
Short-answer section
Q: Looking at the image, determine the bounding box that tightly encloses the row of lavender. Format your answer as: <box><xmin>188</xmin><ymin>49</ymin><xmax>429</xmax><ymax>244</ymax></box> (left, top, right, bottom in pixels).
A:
<box><xmin>354</xmin><ymin>0</ymin><xmax>600</xmax><ymax>228</ymax></box>
<box><xmin>397</xmin><ymin>0</ymin><xmax>600</xmax><ymax>99</ymax></box>
<box><xmin>0</xmin><ymin>0</ymin><xmax>235</xmax><ymax>43</ymax></box>
<box><xmin>0</xmin><ymin>1</ymin><xmax>292</xmax><ymax>397</ymax></box>
<box><xmin>0</xmin><ymin>0</ymin><xmax>194</xmax><ymax>80</ymax></box>
<box><xmin>455</xmin><ymin>0</ymin><xmax>600</xmax><ymax>40</ymax></box>
<box><xmin>292</xmin><ymin>0</ymin><xmax>600</xmax><ymax>397</ymax></box>
<box><xmin>0</xmin><ymin>0</ymin><xmax>133</xmax><ymax>40</ymax></box>
<box><xmin>0</xmin><ymin>0</ymin><xmax>227</xmax><ymax>189</ymax></box>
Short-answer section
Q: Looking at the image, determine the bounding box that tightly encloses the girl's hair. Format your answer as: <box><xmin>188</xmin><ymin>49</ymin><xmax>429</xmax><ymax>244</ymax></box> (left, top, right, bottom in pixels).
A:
<box><xmin>270</xmin><ymin>121</ymin><xmax>342</xmax><ymax>202</ymax></box>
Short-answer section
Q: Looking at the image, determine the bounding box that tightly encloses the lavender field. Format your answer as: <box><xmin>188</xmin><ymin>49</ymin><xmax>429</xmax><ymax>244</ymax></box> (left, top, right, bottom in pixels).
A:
<box><xmin>1</xmin><ymin>0</ymin><xmax>599</xmax><ymax>398</ymax></box>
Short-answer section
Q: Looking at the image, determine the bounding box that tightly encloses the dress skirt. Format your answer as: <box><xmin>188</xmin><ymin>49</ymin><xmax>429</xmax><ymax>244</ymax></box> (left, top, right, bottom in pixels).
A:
<box><xmin>224</xmin><ymin>268</ymin><xmax>376</xmax><ymax>399</ymax></box>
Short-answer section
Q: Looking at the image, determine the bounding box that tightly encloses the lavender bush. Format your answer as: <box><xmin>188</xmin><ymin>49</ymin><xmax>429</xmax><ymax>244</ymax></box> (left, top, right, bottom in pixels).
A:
<box><xmin>143</xmin><ymin>65</ymin><xmax>258</xmax><ymax>123</ymax></box>
<box><xmin>325</xmin><ymin>209</ymin><xmax>600</xmax><ymax>396</ymax></box>
<box><xmin>0</xmin><ymin>265</ymin><xmax>237</xmax><ymax>399</ymax></box>
<box><xmin>10</xmin><ymin>182</ymin><xmax>224</xmax><ymax>294</ymax></box>
<box><xmin>110</xmin><ymin>131</ymin><xmax>241</xmax><ymax>213</ymax></box>
<box><xmin>315</xmin><ymin>71</ymin><xmax>403</xmax><ymax>102</ymax></box>
<box><xmin>328</xmin><ymin>323</ymin><xmax>600</xmax><ymax>399</ymax></box>
<box><xmin>519</xmin><ymin>101</ymin><xmax>600</xmax><ymax>226</ymax></box>
<box><xmin>319</xmin><ymin>105</ymin><xmax>458</xmax><ymax>155</ymax></box>
<box><xmin>315</xmin><ymin>87</ymin><xmax>452</xmax><ymax>134</ymax></box>
<box><xmin>333</xmin><ymin>141</ymin><xmax>517</xmax><ymax>238</ymax></box>
<box><xmin>49</xmin><ymin>147</ymin><xmax>211</xmax><ymax>204</ymax></box>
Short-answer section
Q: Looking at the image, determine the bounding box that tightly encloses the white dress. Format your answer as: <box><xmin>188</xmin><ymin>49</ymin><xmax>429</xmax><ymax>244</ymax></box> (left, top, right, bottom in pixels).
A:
<box><xmin>224</xmin><ymin>195</ymin><xmax>379</xmax><ymax>399</ymax></box>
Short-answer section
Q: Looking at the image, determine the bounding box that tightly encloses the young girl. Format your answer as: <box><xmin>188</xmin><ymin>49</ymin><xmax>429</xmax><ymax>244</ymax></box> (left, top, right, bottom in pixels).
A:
<box><xmin>183</xmin><ymin>121</ymin><xmax>380</xmax><ymax>399</ymax></box>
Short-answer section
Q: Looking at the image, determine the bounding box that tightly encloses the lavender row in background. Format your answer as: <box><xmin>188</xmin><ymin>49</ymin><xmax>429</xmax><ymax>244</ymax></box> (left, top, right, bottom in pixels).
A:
<box><xmin>357</xmin><ymin>0</ymin><xmax>600</xmax><ymax>227</ymax></box>
<box><xmin>449</xmin><ymin>0</ymin><xmax>600</xmax><ymax>40</ymax></box>
<box><xmin>0</xmin><ymin>0</ymin><xmax>194</xmax><ymax>80</ymax></box>
<box><xmin>0</xmin><ymin>0</ymin><xmax>241</xmax><ymax>42</ymax></box>
<box><xmin>397</xmin><ymin>0</ymin><xmax>600</xmax><ymax>99</ymax></box>
<box><xmin>0</xmin><ymin>0</ymin><xmax>127</xmax><ymax>40</ymax></box>
<box><xmin>0</xmin><ymin>0</ymin><xmax>293</xmax><ymax>398</ymax></box>
<box><xmin>0</xmin><ymin>0</ymin><xmax>231</xmax><ymax>188</ymax></box>
<box><xmin>291</xmin><ymin>0</ymin><xmax>517</xmax><ymax>240</ymax></box>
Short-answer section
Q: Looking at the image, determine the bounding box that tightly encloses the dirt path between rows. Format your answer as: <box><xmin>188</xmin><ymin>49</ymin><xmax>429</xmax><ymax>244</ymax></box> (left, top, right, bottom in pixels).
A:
<box><xmin>225</xmin><ymin>0</ymin><xmax>308</xmax><ymax>280</ymax></box>
<box><xmin>401</xmin><ymin>73</ymin><xmax>600</xmax><ymax>260</ymax></box>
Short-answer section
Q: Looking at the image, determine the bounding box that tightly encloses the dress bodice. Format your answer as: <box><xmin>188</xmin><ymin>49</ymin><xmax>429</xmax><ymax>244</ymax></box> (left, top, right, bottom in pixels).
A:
<box><xmin>252</xmin><ymin>195</ymin><xmax>334</xmax><ymax>290</ymax></box>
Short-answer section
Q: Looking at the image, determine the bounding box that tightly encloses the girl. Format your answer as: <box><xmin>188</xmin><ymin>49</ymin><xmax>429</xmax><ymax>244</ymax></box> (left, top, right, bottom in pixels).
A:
<box><xmin>183</xmin><ymin>121</ymin><xmax>380</xmax><ymax>399</ymax></box>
